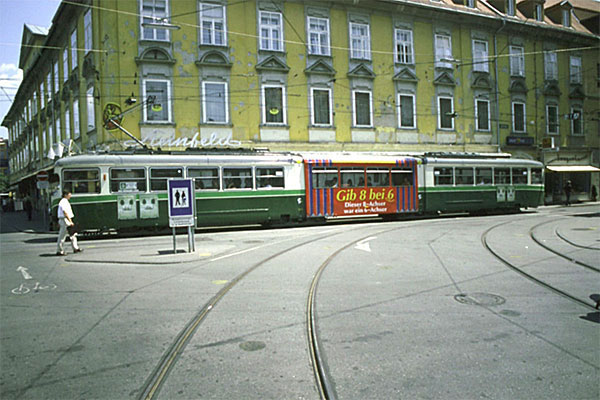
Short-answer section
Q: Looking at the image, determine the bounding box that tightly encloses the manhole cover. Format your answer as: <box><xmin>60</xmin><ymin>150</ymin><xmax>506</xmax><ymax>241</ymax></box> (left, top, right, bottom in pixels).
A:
<box><xmin>239</xmin><ymin>341</ymin><xmax>266</xmax><ymax>351</ymax></box>
<box><xmin>454</xmin><ymin>293</ymin><xmax>506</xmax><ymax>306</ymax></box>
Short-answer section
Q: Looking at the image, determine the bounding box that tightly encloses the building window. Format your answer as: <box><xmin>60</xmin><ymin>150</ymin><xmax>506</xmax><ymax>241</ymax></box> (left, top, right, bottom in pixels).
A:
<box><xmin>509</xmin><ymin>45</ymin><xmax>525</xmax><ymax>76</ymax></box>
<box><xmin>86</xmin><ymin>86</ymin><xmax>95</xmax><ymax>131</ymax></box>
<box><xmin>350</xmin><ymin>22</ymin><xmax>370</xmax><ymax>60</ymax></box>
<box><xmin>435</xmin><ymin>34</ymin><xmax>452</xmax><ymax>69</ymax></box>
<box><xmin>466</xmin><ymin>0</ymin><xmax>476</xmax><ymax>8</ymax></box>
<box><xmin>534</xmin><ymin>4</ymin><xmax>543</xmax><ymax>21</ymax></box>
<box><xmin>46</xmin><ymin>73</ymin><xmax>51</xmax><ymax>101</ymax></box>
<box><xmin>472</xmin><ymin>40</ymin><xmax>489</xmax><ymax>73</ymax></box>
<box><xmin>143</xmin><ymin>80</ymin><xmax>171</xmax><ymax>122</ymax></box>
<box><xmin>512</xmin><ymin>101</ymin><xmax>526</xmax><ymax>133</ymax></box>
<box><xmin>53</xmin><ymin>61</ymin><xmax>59</xmax><ymax>94</ymax></box>
<box><xmin>202</xmin><ymin>81</ymin><xmax>228</xmax><ymax>123</ymax></box>
<box><xmin>394</xmin><ymin>29</ymin><xmax>414</xmax><ymax>64</ymax></box>
<box><xmin>84</xmin><ymin>9</ymin><xmax>92</xmax><ymax>53</ymax></box>
<box><xmin>259</xmin><ymin>11</ymin><xmax>283</xmax><ymax>51</ymax></box>
<box><xmin>507</xmin><ymin>0</ymin><xmax>515</xmax><ymax>16</ymax></box>
<box><xmin>262</xmin><ymin>85</ymin><xmax>286</xmax><ymax>125</ymax></box>
<box><xmin>141</xmin><ymin>0</ymin><xmax>169</xmax><ymax>41</ymax></box>
<box><xmin>570</xmin><ymin>56</ymin><xmax>582</xmax><ymax>84</ymax></box>
<box><xmin>63</xmin><ymin>49</ymin><xmax>69</xmax><ymax>82</ymax></box>
<box><xmin>73</xmin><ymin>98</ymin><xmax>80</xmax><ymax>139</ymax></box>
<box><xmin>546</xmin><ymin>104</ymin><xmax>559</xmax><ymax>134</ymax></box>
<box><xmin>397</xmin><ymin>94</ymin><xmax>416</xmax><ymax>129</ymax></box>
<box><xmin>475</xmin><ymin>99</ymin><xmax>490</xmax><ymax>131</ymax></box>
<box><xmin>571</xmin><ymin>106</ymin><xmax>583</xmax><ymax>135</ymax></box>
<box><xmin>307</xmin><ymin>17</ymin><xmax>330</xmax><ymax>56</ymax></box>
<box><xmin>310</xmin><ymin>88</ymin><xmax>332</xmax><ymax>126</ymax></box>
<box><xmin>544</xmin><ymin>51</ymin><xmax>558</xmax><ymax>80</ymax></box>
<box><xmin>438</xmin><ymin>96</ymin><xmax>454</xmax><ymax>130</ymax></box>
<box><xmin>200</xmin><ymin>3</ymin><xmax>226</xmax><ymax>46</ymax></box>
<box><xmin>353</xmin><ymin>90</ymin><xmax>372</xmax><ymax>127</ymax></box>
<box><xmin>71</xmin><ymin>30</ymin><xmax>78</xmax><ymax>70</ymax></box>
<box><xmin>562</xmin><ymin>9</ymin><xmax>571</xmax><ymax>27</ymax></box>
<box><xmin>65</xmin><ymin>109</ymin><xmax>71</xmax><ymax>141</ymax></box>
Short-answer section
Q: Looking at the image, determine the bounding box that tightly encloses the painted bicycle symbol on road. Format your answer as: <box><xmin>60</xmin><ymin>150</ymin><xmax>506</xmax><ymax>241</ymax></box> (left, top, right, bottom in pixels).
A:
<box><xmin>12</xmin><ymin>282</ymin><xmax>57</xmax><ymax>295</ymax></box>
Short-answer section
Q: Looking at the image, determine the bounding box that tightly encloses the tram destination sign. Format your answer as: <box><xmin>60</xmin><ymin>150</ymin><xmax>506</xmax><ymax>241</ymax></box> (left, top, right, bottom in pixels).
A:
<box><xmin>167</xmin><ymin>179</ymin><xmax>195</xmax><ymax>227</ymax></box>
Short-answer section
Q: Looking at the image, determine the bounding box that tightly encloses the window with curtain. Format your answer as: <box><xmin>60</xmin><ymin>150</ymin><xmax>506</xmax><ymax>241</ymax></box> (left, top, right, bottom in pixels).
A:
<box><xmin>308</xmin><ymin>17</ymin><xmax>330</xmax><ymax>56</ymax></box>
<box><xmin>398</xmin><ymin>94</ymin><xmax>415</xmax><ymax>128</ymax></box>
<box><xmin>395</xmin><ymin>29</ymin><xmax>414</xmax><ymax>64</ymax></box>
<box><xmin>311</xmin><ymin>88</ymin><xmax>332</xmax><ymax>126</ymax></box>
<box><xmin>259</xmin><ymin>11</ymin><xmax>283</xmax><ymax>51</ymax></box>
<box><xmin>353</xmin><ymin>90</ymin><xmax>372</xmax><ymax>127</ymax></box>
<box><xmin>200</xmin><ymin>3</ymin><xmax>226</xmax><ymax>46</ymax></box>
<box><xmin>350</xmin><ymin>22</ymin><xmax>370</xmax><ymax>60</ymax></box>
<box><xmin>203</xmin><ymin>82</ymin><xmax>228</xmax><ymax>123</ymax></box>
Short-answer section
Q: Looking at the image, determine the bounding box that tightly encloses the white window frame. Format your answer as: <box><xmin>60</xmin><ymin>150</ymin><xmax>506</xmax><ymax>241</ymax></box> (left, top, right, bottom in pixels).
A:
<box><xmin>63</xmin><ymin>48</ymin><xmax>69</xmax><ymax>83</ymax></box>
<box><xmin>475</xmin><ymin>99</ymin><xmax>490</xmax><ymax>132</ymax></box>
<box><xmin>435</xmin><ymin>34</ymin><xmax>453</xmax><ymax>69</ymax></box>
<box><xmin>472</xmin><ymin>40</ymin><xmax>489</xmax><ymax>73</ymax></box>
<box><xmin>352</xmin><ymin>90</ymin><xmax>373</xmax><ymax>128</ymax></box>
<box><xmin>512</xmin><ymin>101</ymin><xmax>526</xmax><ymax>133</ymax></box>
<box><xmin>394</xmin><ymin>29</ymin><xmax>414</xmax><ymax>65</ymax></box>
<box><xmin>310</xmin><ymin>87</ymin><xmax>333</xmax><ymax>127</ymax></box>
<box><xmin>509</xmin><ymin>45</ymin><xmax>525</xmax><ymax>76</ymax></box>
<box><xmin>84</xmin><ymin>9</ymin><xmax>92</xmax><ymax>53</ymax></box>
<box><xmin>143</xmin><ymin>79</ymin><xmax>172</xmax><ymax>123</ymax></box>
<box><xmin>202</xmin><ymin>81</ymin><xmax>229</xmax><ymax>124</ymax></box>
<box><xmin>71</xmin><ymin>30</ymin><xmax>78</xmax><ymax>70</ymax></box>
<box><xmin>571</xmin><ymin>106</ymin><xmax>583</xmax><ymax>136</ymax></box>
<box><xmin>259</xmin><ymin>11</ymin><xmax>283</xmax><ymax>52</ymax></box>
<box><xmin>307</xmin><ymin>16</ymin><xmax>330</xmax><ymax>56</ymax></box>
<box><xmin>261</xmin><ymin>84</ymin><xmax>287</xmax><ymax>125</ymax></box>
<box><xmin>546</xmin><ymin>104</ymin><xmax>559</xmax><ymax>135</ymax></box>
<box><xmin>437</xmin><ymin>96</ymin><xmax>454</xmax><ymax>130</ymax></box>
<box><xmin>65</xmin><ymin>108</ymin><xmax>71</xmax><ymax>141</ymax></box>
<box><xmin>397</xmin><ymin>93</ymin><xmax>416</xmax><ymax>129</ymax></box>
<box><xmin>86</xmin><ymin>86</ymin><xmax>95</xmax><ymax>131</ymax></box>
<box><xmin>544</xmin><ymin>51</ymin><xmax>558</xmax><ymax>80</ymax></box>
<box><xmin>53</xmin><ymin>61</ymin><xmax>59</xmax><ymax>94</ymax></box>
<box><xmin>570</xmin><ymin>56</ymin><xmax>582</xmax><ymax>84</ymax></box>
<box><xmin>350</xmin><ymin>22</ymin><xmax>371</xmax><ymax>60</ymax></box>
<box><xmin>199</xmin><ymin>2</ymin><xmax>226</xmax><ymax>46</ymax></box>
<box><xmin>141</xmin><ymin>0</ymin><xmax>170</xmax><ymax>42</ymax></box>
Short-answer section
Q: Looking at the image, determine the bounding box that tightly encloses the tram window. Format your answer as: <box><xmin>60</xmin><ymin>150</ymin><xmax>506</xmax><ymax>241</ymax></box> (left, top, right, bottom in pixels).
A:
<box><xmin>434</xmin><ymin>167</ymin><xmax>453</xmax><ymax>186</ymax></box>
<box><xmin>341</xmin><ymin>167</ymin><xmax>364</xmax><ymax>187</ymax></box>
<box><xmin>188</xmin><ymin>167</ymin><xmax>219</xmax><ymax>190</ymax></box>
<box><xmin>110</xmin><ymin>168</ymin><xmax>146</xmax><ymax>192</ymax></box>
<box><xmin>256</xmin><ymin>167</ymin><xmax>284</xmax><ymax>189</ymax></box>
<box><xmin>494</xmin><ymin>168</ymin><xmax>510</xmax><ymax>184</ymax></box>
<box><xmin>223</xmin><ymin>168</ymin><xmax>252</xmax><ymax>189</ymax></box>
<box><xmin>455</xmin><ymin>167</ymin><xmax>474</xmax><ymax>186</ymax></box>
<box><xmin>63</xmin><ymin>169</ymin><xmax>100</xmax><ymax>194</ymax></box>
<box><xmin>512</xmin><ymin>168</ymin><xmax>528</xmax><ymax>184</ymax></box>
<box><xmin>312</xmin><ymin>167</ymin><xmax>338</xmax><ymax>188</ymax></box>
<box><xmin>531</xmin><ymin>168</ymin><xmax>543</xmax><ymax>184</ymax></box>
<box><xmin>150</xmin><ymin>168</ymin><xmax>183</xmax><ymax>191</ymax></box>
<box><xmin>391</xmin><ymin>168</ymin><xmax>413</xmax><ymax>186</ymax></box>
<box><xmin>367</xmin><ymin>168</ymin><xmax>390</xmax><ymax>187</ymax></box>
<box><xmin>475</xmin><ymin>168</ymin><xmax>492</xmax><ymax>185</ymax></box>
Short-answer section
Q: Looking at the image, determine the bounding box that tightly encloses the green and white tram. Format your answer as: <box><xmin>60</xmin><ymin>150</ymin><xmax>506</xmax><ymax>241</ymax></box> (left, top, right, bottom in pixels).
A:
<box><xmin>51</xmin><ymin>151</ymin><xmax>305</xmax><ymax>233</ymax></box>
<box><xmin>419</xmin><ymin>154</ymin><xmax>544</xmax><ymax>213</ymax></box>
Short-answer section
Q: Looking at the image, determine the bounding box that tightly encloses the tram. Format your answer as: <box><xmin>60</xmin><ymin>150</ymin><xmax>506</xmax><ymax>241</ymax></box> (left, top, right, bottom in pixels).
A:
<box><xmin>50</xmin><ymin>150</ymin><xmax>544</xmax><ymax>233</ymax></box>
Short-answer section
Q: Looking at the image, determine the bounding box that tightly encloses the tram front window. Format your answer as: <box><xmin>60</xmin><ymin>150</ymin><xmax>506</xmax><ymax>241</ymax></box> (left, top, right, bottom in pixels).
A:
<box><xmin>150</xmin><ymin>168</ymin><xmax>183</xmax><ymax>191</ymax></box>
<box><xmin>531</xmin><ymin>168</ymin><xmax>543</xmax><ymax>184</ymax></box>
<box><xmin>512</xmin><ymin>168</ymin><xmax>528</xmax><ymax>184</ymax></box>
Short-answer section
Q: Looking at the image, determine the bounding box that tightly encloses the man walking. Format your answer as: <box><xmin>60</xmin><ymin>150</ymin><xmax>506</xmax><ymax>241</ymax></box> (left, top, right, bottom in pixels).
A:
<box><xmin>56</xmin><ymin>190</ymin><xmax>83</xmax><ymax>255</ymax></box>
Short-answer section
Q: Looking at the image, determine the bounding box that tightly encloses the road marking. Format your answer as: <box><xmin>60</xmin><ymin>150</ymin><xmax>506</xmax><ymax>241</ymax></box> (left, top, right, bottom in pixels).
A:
<box><xmin>16</xmin><ymin>266</ymin><xmax>32</xmax><ymax>280</ymax></box>
<box><xmin>355</xmin><ymin>236</ymin><xmax>377</xmax><ymax>253</ymax></box>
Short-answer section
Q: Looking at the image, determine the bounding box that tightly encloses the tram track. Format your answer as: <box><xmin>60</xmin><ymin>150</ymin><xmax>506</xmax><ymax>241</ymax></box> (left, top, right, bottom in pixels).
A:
<box><xmin>482</xmin><ymin>221</ymin><xmax>598</xmax><ymax>311</ymax></box>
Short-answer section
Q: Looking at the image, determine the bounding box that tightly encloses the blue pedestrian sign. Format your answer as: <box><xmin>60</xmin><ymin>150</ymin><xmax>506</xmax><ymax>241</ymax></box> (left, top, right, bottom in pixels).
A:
<box><xmin>168</xmin><ymin>179</ymin><xmax>195</xmax><ymax>227</ymax></box>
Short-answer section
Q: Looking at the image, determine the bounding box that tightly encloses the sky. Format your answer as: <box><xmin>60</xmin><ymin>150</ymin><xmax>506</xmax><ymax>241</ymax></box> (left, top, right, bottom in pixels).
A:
<box><xmin>0</xmin><ymin>0</ymin><xmax>62</xmax><ymax>139</ymax></box>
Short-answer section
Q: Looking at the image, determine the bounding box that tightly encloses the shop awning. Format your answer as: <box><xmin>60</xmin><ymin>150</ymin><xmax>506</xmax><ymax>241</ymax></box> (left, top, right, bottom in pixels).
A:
<box><xmin>546</xmin><ymin>165</ymin><xmax>600</xmax><ymax>172</ymax></box>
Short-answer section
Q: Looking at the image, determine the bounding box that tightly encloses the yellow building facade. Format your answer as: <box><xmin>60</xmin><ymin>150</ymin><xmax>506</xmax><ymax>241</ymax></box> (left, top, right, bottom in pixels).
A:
<box><xmin>3</xmin><ymin>0</ymin><xmax>599</xmax><ymax>202</ymax></box>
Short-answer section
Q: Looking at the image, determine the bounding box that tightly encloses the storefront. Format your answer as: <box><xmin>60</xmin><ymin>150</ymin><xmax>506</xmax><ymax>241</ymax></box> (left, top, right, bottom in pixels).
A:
<box><xmin>543</xmin><ymin>150</ymin><xmax>600</xmax><ymax>204</ymax></box>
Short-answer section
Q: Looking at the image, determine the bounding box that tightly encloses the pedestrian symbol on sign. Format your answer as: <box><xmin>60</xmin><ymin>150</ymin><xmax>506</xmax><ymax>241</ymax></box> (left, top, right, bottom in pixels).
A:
<box><xmin>173</xmin><ymin>188</ymin><xmax>189</xmax><ymax>208</ymax></box>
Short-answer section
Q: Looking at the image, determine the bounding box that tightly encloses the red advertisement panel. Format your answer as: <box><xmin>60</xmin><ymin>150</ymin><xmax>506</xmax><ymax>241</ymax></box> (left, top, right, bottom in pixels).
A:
<box><xmin>333</xmin><ymin>187</ymin><xmax>397</xmax><ymax>216</ymax></box>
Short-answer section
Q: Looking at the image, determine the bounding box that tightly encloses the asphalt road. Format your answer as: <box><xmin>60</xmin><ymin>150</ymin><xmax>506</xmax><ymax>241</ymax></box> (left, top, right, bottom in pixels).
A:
<box><xmin>1</xmin><ymin>205</ymin><xmax>598</xmax><ymax>399</ymax></box>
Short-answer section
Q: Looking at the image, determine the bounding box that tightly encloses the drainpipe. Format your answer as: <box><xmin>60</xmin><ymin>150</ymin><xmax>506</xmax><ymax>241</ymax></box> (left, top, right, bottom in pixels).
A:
<box><xmin>493</xmin><ymin>19</ymin><xmax>506</xmax><ymax>153</ymax></box>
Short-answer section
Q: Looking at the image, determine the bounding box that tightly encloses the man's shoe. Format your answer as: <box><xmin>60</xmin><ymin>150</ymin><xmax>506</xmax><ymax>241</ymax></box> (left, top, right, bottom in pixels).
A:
<box><xmin>56</xmin><ymin>251</ymin><xmax>65</xmax><ymax>256</ymax></box>
<box><xmin>74</xmin><ymin>248</ymin><xmax>83</xmax><ymax>253</ymax></box>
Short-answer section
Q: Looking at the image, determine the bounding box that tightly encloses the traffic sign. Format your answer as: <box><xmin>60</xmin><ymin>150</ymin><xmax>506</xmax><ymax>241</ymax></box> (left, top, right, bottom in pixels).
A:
<box><xmin>167</xmin><ymin>179</ymin><xmax>194</xmax><ymax>227</ymax></box>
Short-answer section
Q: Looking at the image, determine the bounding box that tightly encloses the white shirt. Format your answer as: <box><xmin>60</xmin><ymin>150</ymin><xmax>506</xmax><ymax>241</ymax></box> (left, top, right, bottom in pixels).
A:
<box><xmin>57</xmin><ymin>198</ymin><xmax>74</xmax><ymax>219</ymax></box>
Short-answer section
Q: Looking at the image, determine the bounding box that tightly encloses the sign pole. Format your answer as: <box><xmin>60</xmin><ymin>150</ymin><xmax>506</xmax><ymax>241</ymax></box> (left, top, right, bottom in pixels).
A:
<box><xmin>172</xmin><ymin>227</ymin><xmax>177</xmax><ymax>254</ymax></box>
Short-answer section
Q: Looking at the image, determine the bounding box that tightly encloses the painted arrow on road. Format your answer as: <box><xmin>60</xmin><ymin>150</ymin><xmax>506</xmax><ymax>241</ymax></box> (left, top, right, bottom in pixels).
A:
<box><xmin>16</xmin><ymin>266</ymin><xmax>33</xmax><ymax>280</ymax></box>
<box><xmin>355</xmin><ymin>237</ymin><xmax>377</xmax><ymax>253</ymax></box>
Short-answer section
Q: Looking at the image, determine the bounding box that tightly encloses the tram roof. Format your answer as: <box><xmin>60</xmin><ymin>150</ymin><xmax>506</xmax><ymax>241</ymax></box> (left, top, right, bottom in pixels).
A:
<box><xmin>423</xmin><ymin>157</ymin><xmax>544</xmax><ymax>167</ymax></box>
<box><xmin>299</xmin><ymin>152</ymin><xmax>421</xmax><ymax>164</ymax></box>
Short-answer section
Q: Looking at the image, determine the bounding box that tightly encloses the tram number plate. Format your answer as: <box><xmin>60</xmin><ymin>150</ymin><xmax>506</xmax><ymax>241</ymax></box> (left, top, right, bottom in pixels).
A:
<box><xmin>169</xmin><ymin>216</ymin><xmax>195</xmax><ymax>227</ymax></box>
